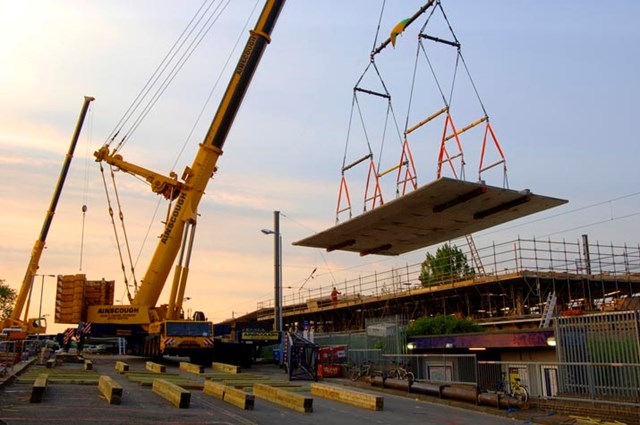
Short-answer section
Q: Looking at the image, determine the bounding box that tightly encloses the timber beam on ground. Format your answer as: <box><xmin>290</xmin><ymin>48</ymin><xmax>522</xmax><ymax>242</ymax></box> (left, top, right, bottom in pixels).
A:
<box><xmin>253</xmin><ymin>383</ymin><xmax>313</xmax><ymax>413</ymax></box>
<box><xmin>152</xmin><ymin>379</ymin><xmax>191</xmax><ymax>408</ymax></box>
<box><xmin>127</xmin><ymin>374</ymin><xmax>203</xmax><ymax>389</ymax></box>
<box><xmin>30</xmin><ymin>373</ymin><xmax>48</xmax><ymax>403</ymax></box>
<box><xmin>203</xmin><ymin>381</ymin><xmax>254</xmax><ymax>410</ymax></box>
<box><xmin>224</xmin><ymin>380</ymin><xmax>301</xmax><ymax>389</ymax></box>
<box><xmin>310</xmin><ymin>383</ymin><xmax>384</xmax><ymax>411</ymax></box>
<box><xmin>211</xmin><ymin>362</ymin><xmax>241</xmax><ymax>374</ymax></box>
<box><xmin>179</xmin><ymin>362</ymin><xmax>204</xmax><ymax>374</ymax></box>
<box><xmin>202</xmin><ymin>373</ymin><xmax>264</xmax><ymax>380</ymax></box>
<box><xmin>99</xmin><ymin>375</ymin><xmax>123</xmax><ymax>404</ymax></box>
<box><xmin>146</xmin><ymin>361</ymin><xmax>166</xmax><ymax>373</ymax></box>
<box><xmin>115</xmin><ymin>361</ymin><xmax>129</xmax><ymax>373</ymax></box>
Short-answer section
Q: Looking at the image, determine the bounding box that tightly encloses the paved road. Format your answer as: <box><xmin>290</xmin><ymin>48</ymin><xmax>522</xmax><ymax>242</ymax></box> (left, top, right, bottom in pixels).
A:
<box><xmin>0</xmin><ymin>355</ymin><xmax>518</xmax><ymax>425</ymax></box>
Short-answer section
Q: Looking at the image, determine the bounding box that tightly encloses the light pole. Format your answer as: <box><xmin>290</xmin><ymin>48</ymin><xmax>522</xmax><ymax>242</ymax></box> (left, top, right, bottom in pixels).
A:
<box><xmin>36</xmin><ymin>274</ymin><xmax>55</xmax><ymax>337</ymax></box>
<box><xmin>261</xmin><ymin>210</ymin><xmax>283</xmax><ymax>367</ymax></box>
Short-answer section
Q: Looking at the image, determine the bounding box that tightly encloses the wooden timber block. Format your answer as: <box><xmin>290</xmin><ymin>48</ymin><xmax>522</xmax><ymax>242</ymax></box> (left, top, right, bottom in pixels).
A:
<box><xmin>152</xmin><ymin>379</ymin><xmax>190</xmax><ymax>408</ymax></box>
<box><xmin>115</xmin><ymin>361</ymin><xmax>129</xmax><ymax>374</ymax></box>
<box><xmin>30</xmin><ymin>373</ymin><xmax>49</xmax><ymax>403</ymax></box>
<box><xmin>253</xmin><ymin>383</ymin><xmax>313</xmax><ymax>413</ymax></box>
<box><xmin>179</xmin><ymin>362</ymin><xmax>204</xmax><ymax>374</ymax></box>
<box><xmin>202</xmin><ymin>373</ymin><xmax>263</xmax><ymax>381</ymax></box>
<box><xmin>98</xmin><ymin>375</ymin><xmax>123</xmax><ymax>405</ymax></box>
<box><xmin>84</xmin><ymin>359</ymin><xmax>93</xmax><ymax>370</ymax></box>
<box><xmin>146</xmin><ymin>361</ymin><xmax>166</xmax><ymax>373</ymax></box>
<box><xmin>203</xmin><ymin>381</ymin><xmax>254</xmax><ymax>410</ymax></box>
<box><xmin>310</xmin><ymin>382</ymin><xmax>383</xmax><ymax>411</ymax></box>
<box><xmin>132</xmin><ymin>378</ymin><xmax>203</xmax><ymax>390</ymax></box>
<box><xmin>211</xmin><ymin>362</ymin><xmax>240</xmax><ymax>374</ymax></box>
<box><xmin>222</xmin><ymin>379</ymin><xmax>273</xmax><ymax>388</ymax></box>
<box><xmin>46</xmin><ymin>359</ymin><xmax>55</xmax><ymax>369</ymax></box>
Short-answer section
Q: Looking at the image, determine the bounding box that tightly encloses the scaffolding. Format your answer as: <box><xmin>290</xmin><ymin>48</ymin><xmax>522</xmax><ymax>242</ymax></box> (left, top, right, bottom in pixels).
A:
<box><xmin>255</xmin><ymin>237</ymin><xmax>640</xmax><ymax>332</ymax></box>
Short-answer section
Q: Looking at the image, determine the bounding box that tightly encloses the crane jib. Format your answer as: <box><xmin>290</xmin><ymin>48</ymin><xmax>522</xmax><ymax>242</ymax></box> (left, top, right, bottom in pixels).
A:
<box><xmin>206</xmin><ymin>0</ymin><xmax>286</xmax><ymax>151</ymax></box>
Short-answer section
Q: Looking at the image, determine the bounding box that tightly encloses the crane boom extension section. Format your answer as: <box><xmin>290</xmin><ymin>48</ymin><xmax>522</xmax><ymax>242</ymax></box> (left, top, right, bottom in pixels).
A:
<box><xmin>3</xmin><ymin>96</ymin><xmax>94</xmax><ymax>335</ymax></box>
<box><xmin>86</xmin><ymin>1</ymin><xmax>286</xmax><ymax>364</ymax></box>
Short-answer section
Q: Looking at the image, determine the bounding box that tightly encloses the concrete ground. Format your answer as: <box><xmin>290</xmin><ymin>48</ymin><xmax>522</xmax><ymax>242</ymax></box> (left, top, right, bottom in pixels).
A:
<box><xmin>0</xmin><ymin>356</ymin><xmax>619</xmax><ymax>425</ymax></box>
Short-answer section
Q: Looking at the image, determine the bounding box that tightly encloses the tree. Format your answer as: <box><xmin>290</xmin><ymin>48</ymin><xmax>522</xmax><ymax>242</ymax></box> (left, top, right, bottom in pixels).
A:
<box><xmin>0</xmin><ymin>280</ymin><xmax>17</xmax><ymax>321</ymax></box>
<box><xmin>406</xmin><ymin>314</ymin><xmax>483</xmax><ymax>337</ymax></box>
<box><xmin>419</xmin><ymin>243</ymin><xmax>473</xmax><ymax>287</ymax></box>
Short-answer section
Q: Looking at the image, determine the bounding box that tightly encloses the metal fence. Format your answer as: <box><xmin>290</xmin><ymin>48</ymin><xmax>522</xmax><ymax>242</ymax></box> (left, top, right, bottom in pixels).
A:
<box><xmin>556</xmin><ymin>311</ymin><xmax>640</xmax><ymax>364</ymax></box>
<box><xmin>318</xmin><ymin>341</ymin><xmax>640</xmax><ymax>407</ymax></box>
<box><xmin>392</xmin><ymin>353</ymin><xmax>478</xmax><ymax>386</ymax></box>
<box><xmin>0</xmin><ymin>339</ymin><xmax>43</xmax><ymax>366</ymax></box>
<box><xmin>478</xmin><ymin>361</ymin><xmax>640</xmax><ymax>406</ymax></box>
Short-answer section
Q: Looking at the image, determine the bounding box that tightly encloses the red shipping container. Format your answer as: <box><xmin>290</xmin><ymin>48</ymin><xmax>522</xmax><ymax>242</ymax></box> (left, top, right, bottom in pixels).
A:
<box><xmin>318</xmin><ymin>347</ymin><xmax>332</xmax><ymax>364</ymax></box>
<box><xmin>318</xmin><ymin>364</ymin><xmax>342</xmax><ymax>378</ymax></box>
<box><xmin>331</xmin><ymin>345</ymin><xmax>347</xmax><ymax>363</ymax></box>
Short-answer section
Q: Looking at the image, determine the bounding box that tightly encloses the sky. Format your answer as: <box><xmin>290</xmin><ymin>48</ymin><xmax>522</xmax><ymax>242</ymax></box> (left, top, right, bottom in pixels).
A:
<box><xmin>1</xmin><ymin>1</ymin><xmax>639</xmax><ymax>334</ymax></box>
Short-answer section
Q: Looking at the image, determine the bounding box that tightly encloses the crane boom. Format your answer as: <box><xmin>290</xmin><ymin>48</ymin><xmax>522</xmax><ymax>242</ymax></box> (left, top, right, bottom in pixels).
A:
<box><xmin>79</xmin><ymin>1</ymin><xmax>286</xmax><ymax>365</ymax></box>
<box><xmin>5</xmin><ymin>96</ymin><xmax>95</xmax><ymax>332</ymax></box>
<box><xmin>92</xmin><ymin>1</ymin><xmax>285</xmax><ymax>320</ymax></box>
<box><xmin>98</xmin><ymin>1</ymin><xmax>286</xmax><ymax>311</ymax></box>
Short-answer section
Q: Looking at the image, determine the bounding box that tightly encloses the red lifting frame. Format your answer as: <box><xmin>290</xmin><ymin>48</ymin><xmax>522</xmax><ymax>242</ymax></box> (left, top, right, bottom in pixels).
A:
<box><xmin>336</xmin><ymin>174</ymin><xmax>353</xmax><ymax>223</ymax></box>
<box><xmin>364</xmin><ymin>159</ymin><xmax>384</xmax><ymax>211</ymax></box>
<box><xmin>396</xmin><ymin>138</ymin><xmax>418</xmax><ymax>196</ymax></box>
<box><xmin>478</xmin><ymin>121</ymin><xmax>506</xmax><ymax>181</ymax></box>
<box><xmin>437</xmin><ymin>113</ymin><xmax>464</xmax><ymax>179</ymax></box>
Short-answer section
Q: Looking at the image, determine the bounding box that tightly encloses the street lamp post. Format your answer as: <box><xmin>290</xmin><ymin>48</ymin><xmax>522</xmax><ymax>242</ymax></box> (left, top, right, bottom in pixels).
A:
<box><xmin>261</xmin><ymin>210</ymin><xmax>283</xmax><ymax>367</ymax></box>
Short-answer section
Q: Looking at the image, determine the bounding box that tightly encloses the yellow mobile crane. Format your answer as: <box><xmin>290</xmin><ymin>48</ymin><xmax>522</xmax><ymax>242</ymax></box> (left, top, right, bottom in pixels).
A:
<box><xmin>79</xmin><ymin>0</ymin><xmax>286</xmax><ymax>364</ymax></box>
<box><xmin>1</xmin><ymin>96</ymin><xmax>94</xmax><ymax>339</ymax></box>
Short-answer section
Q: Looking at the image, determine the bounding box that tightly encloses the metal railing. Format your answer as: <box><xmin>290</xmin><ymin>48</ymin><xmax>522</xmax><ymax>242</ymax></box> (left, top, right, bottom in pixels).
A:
<box><xmin>478</xmin><ymin>361</ymin><xmax>640</xmax><ymax>406</ymax></box>
<box><xmin>339</xmin><ymin>347</ymin><xmax>640</xmax><ymax>407</ymax></box>
<box><xmin>0</xmin><ymin>339</ymin><xmax>42</xmax><ymax>366</ymax></box>
<box><xmin>257</xmin><ymin>238</ymin><xmax>640</xmax><ymax>312</ymax></box>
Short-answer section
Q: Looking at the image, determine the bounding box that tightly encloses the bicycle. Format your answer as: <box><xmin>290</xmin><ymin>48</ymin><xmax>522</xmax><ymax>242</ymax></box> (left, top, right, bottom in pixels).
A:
<box><xmin>350</xmin><ymin>361</ymin><xmax>372</xmax><ymax>381</ymax></box>
<box><xmin>386</xmin><ymin>362</ymin><xmax>415</xmax><ymax>382</ymax></box>
<box><xmin>508</xmin><ymin>378</ymin><xmax>529</xmax><ymax>403</ymax></box>
<box><xmin>487</xmin><ymin>374</ymin><xmax>529</xmax><ymax>403</ymax></box>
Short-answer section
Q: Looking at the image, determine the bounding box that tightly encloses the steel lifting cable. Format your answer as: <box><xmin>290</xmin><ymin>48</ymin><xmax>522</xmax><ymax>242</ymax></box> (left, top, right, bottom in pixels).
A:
<box><xmin>172</xmin><ymin>0</ymin><xmax>260</xmax><ymax>171</ymax></box>
<box><xmin>127</xmin><ymin>0</ymin><xmax>260</xmax><ymax>270</ymax></box>
<box><xmin>343</xmin><ymin>39</ymin><xmax>404</xmax><ymax>175</ymax></box>
<box><xmin>342</xmin><ymin>0</ymin><xmax>392</xmax><ymax>172</ymax></box>
<box><xmin>417</xmin><ymin>4</ymin><xmax>450</xmax><ymax>108</ymax></box>
<box><xmin>435</xmin><ymin>1</ymin><xmax>505</xmax><ymax>187</ymax></box>
<box><xmin>117</xmin><ymin>0</ymin><xmax>232</xmax><ymax>152</ymax></box>
<box><xmin>107</xmin><ymin>165</ymin><xmax>140</xmax><ymax>294</ymax></box>
<box><xmin>113</xmin><ymin>0</ymin><xmax>255</xmax><ymax>273</ymax></box>
<box><xmin>370</xmin><ymin>0</ymin><xmax>387</xmax><ymax>53</ymax></box>
<box><xmin>104</xmin><ymin>0</ymin><xmax>214</xmax><ymax>149</ymax></box>
<box><xmin>434</xmin><ymin>1</ymin><xmax>488</xmax><ymax>117</ymax></box>
<box><xmin>120</xmin><ymin>0</ymin><xmax>233</xmax><ymax>150</ymax></box>
<box><xmin>79</xmin><ymin>102</ymin><xmax>94</xmax><ymax>271</ymax></box>
<box><xmin>415</xmin><ymin>0</ymin><xmax>506</xmax><ymax>186</ymax></box>
<box><xmin>96</xmin><ymin>0</ymin><xmax>251</xmax><ymax>295</ymax></box>
<box><xmin>98</xmin><ymin>162</ymin><xmax>135</xmax><ymax>303</ymax></box>
<box><xmin>369</xmin><ymin>61</ymin><xmax>405</xmax><ymax>173</ymax></box>
<box><xmin>105</xmin><ymin>0</ymin><xmax>230</xmax><ymax>153</ymax></box>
